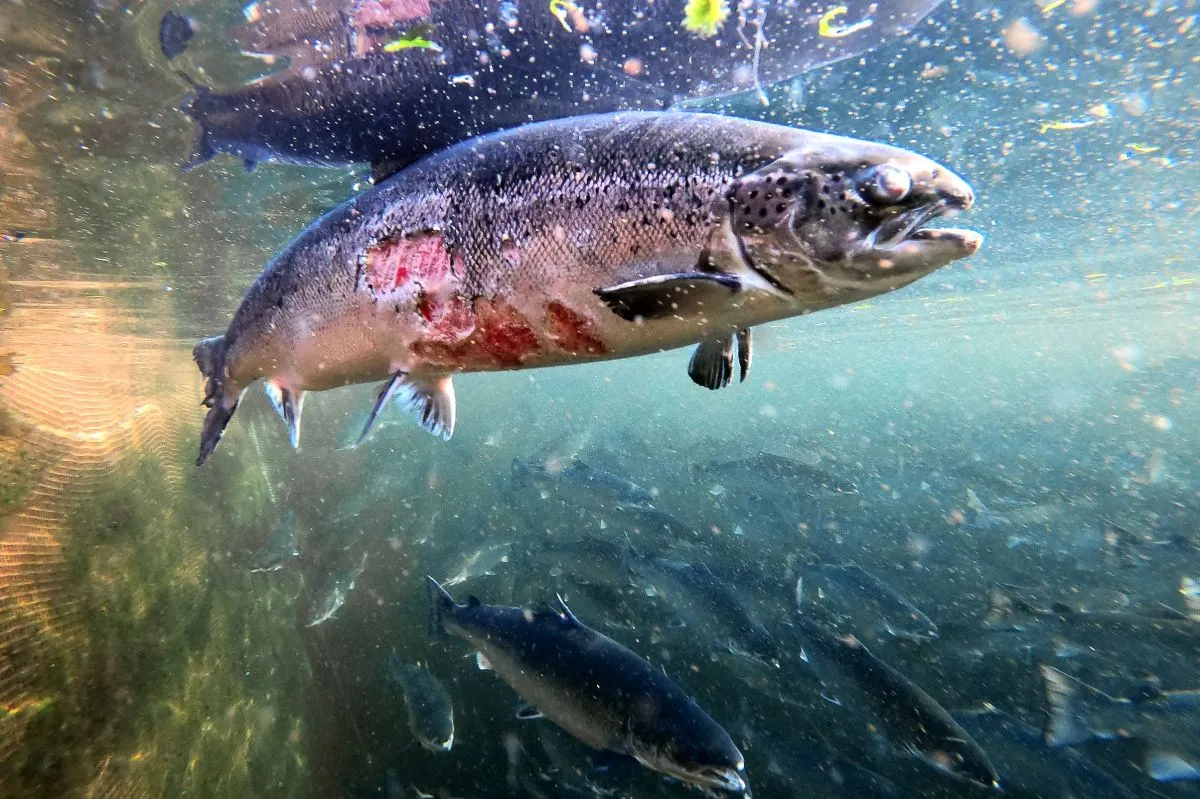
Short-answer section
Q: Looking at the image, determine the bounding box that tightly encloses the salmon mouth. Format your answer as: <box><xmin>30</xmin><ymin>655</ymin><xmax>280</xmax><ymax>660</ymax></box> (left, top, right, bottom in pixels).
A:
<box><xmin>867</xmin><ymin>201</ymin><xmax>958</xmax><ymax>251</ymax></box>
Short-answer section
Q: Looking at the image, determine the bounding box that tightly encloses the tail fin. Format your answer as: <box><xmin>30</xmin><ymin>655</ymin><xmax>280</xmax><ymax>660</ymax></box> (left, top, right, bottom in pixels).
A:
<box><xmin>426</xmin><ymin>576</ymin><xmax>456</xmax><ymax>640</ymax></box>
<box><xmin>176</xmin><ymin>72</ymin><xmax>219</xmax><ymax>173</ymax></box>
<box><xmin>194</xmin><ymin>335</ymin><xmax>239</xmax><ymax>466</ymax></box>
<box><xmin>1040</xmin><ymin>664</ymin><xmax>1120</xmax><ymax>747</ymax></box>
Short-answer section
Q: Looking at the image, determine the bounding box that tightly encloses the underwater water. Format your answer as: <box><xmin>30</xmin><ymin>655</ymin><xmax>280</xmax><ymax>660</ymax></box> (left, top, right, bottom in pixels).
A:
<box><xmin>0</xmin><ymin>0</ymin><xmax>1197</xmax><ymax>797</ymax></box>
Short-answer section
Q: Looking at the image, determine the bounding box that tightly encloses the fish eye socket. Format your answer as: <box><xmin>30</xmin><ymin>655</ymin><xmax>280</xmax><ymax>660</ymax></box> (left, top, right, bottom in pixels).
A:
<box><xmin>862</xmin><ymin>164</ymin><xmax>912</xmax><ymax>204</ymax></box>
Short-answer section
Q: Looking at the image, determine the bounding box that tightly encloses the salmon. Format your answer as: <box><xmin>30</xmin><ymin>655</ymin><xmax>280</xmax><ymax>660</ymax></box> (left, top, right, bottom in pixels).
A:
<box><xmin>181</xmin><ymin>0</ymin><xmax>946</xmax><ymax>173</ymax></box>
<box><xmin>193</xmin><ymin>111</ymin><xmax>979</xmax><ymax>465</ymax></box>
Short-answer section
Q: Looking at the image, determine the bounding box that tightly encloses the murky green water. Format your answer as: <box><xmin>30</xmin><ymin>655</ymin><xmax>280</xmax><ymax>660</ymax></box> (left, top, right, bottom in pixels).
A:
<box><xmin>0</xmin><ymin>0</ymin><xmax>1196</xmax><ymax>797</ymax></box>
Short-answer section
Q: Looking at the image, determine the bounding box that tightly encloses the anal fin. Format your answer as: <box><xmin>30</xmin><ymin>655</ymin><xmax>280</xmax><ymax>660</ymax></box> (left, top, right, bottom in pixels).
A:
<box><xmin>395</xmin><ymin>375</ymin><xmax>456</xmax><ymax>440</ymax></box>
<box><xmin>357</xmin><ymin>372</ymin><xmax>457</xmax><ymax>444</ymax></box>
<box><xmin>595</xmin><ymin>272</ymin><xmax>742</xmax><ymax>322</ymax></box>
<box><xmin>264</xmin><ymin>381</ymin><xmax>305</xmax><ymax>449</ymax></box>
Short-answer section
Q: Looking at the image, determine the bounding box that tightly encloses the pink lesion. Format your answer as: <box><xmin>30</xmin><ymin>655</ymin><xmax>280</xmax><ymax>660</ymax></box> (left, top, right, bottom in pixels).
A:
<box><xmin>546</xmin><ymin>301</ymin><xmax>607</xmax><ymax>356</ymax></box>
<box><xmin>353</xmin><ymin>0</ymin><xmax>433</xmax><ymax>29</ymax></box>
<box><xmin>363</xmin><ymin>232</ymin><xmax>453</xmax><ymax>296</ymax></box>
<box><xmin>411</xmin><ymin>299</ymin><xmax>541</xmax><ymax>369</ymax></box>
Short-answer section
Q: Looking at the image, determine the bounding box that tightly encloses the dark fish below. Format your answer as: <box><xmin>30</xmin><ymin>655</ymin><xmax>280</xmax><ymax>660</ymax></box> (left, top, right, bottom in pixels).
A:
<box><xmin>387</xmin><ymin>650</ymin><xmax>455</xmax><ymax>753</ymax></box>
<box><xmin>1041</xmin><ymin>665</ymin><xmax>1200</xmax><ymax>783</ymax></box>
<box><xmin>951</xmin><ymin>708</ymin><xmax>1136</xmax><ymax>799</ymax></box>
<box><xmin>425</xmin><ymin>576</ymin><xmax>749</xmax><ymax>794</ymax></box>
<box><xmin>691</xmin><ymin>452</ymin><xmax>859</xmax><ymax>495</ymax></box>
<box><xmin>512</xmin><ymin>455</ymin><xmax>656</xmax><ymax>511</ymax></box>
<box><xmin>191</xmin><ymin>111</ymin><xmax>979</xmax><ymax>465</ymax></box>
<box><xmin>796</xmin><ymin>562</ymin><xmax>938</xmax><ymax>641</ymax></box>
<box><xmin>627</xmin><ymin>549</ymin><xmax>781</xmax><ymax>667</ymax></box>
<box><xmin>790</xmin><ymin>612</ymin><xmax>1000</xmax><ymax>789</ymax></box>
<box><xmin>177</xmin><ymin>0</ymin><xmax>947</xmax><ymax>172</ymax></box>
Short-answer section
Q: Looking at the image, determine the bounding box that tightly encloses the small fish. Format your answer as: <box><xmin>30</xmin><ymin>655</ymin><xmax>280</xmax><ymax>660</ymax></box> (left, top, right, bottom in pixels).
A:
<box><xmin>191</xmin><ymin>113</ymin><xmax>977</xmax><ymax>464</ymax></box>
<box><xmin>159</xmin><ymin>11</ymin><xmax>196</xmax><ymax>60</ymax></box>
<box><xmin>306</xmin><ymin>551</ymin><xmax>368</xmax><ymax>627</ymax></box>
<box><xmin>796</xmin><ymin>563</ymin><xmax>938</xmax><ymax>641</ymax></box>
<box><xmin>426</xmin><ymin>576</ymin><xmax>748</xmax><ymax>794</ymax></box>
<box><xmin>387</xmin><ymin>651</ymin><xmax>455</xmax><ymax>752</ymax></box>
<box><xmin>791</xmin><ymin>613</ymin><xmax>999</xmax><ymax>789</ymax></box>
<box><xmin>818</xmin><ymin>5</ymin><xmax>874</xmax><ymax>38</ymax></box>
<box><xmin>443</xmin><ymin>542</ymin><xmax>513</xmax><ymax>587</ymax></box>
<box><xmin>248</xmin><ymin>510</ymin><xmax>300</xmax><ymax>573</ymax></box>
<box><xmin>512</xmin><ymin>457</ymin><xmax>655</xmax><ymax>510</ymax></box>
<box><xmin>1041</xmin><ymin>665</ymin><xmax>1200</xmax><ymax>782</ymax></box>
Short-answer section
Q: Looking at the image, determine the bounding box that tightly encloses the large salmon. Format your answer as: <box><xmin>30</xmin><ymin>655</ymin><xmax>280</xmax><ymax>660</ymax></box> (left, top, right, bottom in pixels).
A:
<box><xmin>181</xmin><ymin>0</ymin><xmax>946</xmax><ymax>173</ymax></box>
<box><xmin>193</xmin><ymin>111</ymin><xmax>979</xmax><ymax>464</ymax></box>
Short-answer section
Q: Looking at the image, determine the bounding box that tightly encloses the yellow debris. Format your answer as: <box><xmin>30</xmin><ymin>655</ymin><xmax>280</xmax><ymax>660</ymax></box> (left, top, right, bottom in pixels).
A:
<box><xmin>818</xmin><ymin>5</ymin><xmax>873</xmax><ymax>38</ymax></box>
<box><xmin>683</xmin><ymin>0</ymin><xmax>730</xmax><ymax>38</ymax></box>
<box><xmin>1039</xmin><ymin>118</ymin><xmax>1097</xmax><ymax>133</ymax></box>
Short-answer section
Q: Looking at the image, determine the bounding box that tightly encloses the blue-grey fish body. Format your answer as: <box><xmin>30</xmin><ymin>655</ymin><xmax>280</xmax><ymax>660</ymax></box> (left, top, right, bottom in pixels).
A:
<box><xmin>952</xmin><ymin>708</ymin><xmax>1136</xmax><ymax>798</ymax></box>
<box><xmin>192</xmin><ymin>112</ymin><xmax>978</xmax><ymax>464</ymax></box>
<box><xmin>792</xmin><ymin>613</ymin><xmax>998</xmax><ymax>789</ymax></box>
<box><xmin>426</xmin><ymin>577</ymin><xmax>748</xmax><ymax>794</ymax></box>
<box><xmin>180</xmin><ymin>0</ymin><xmax>946</xmax><ymax>172</ymax></box>
<box><xmin>1041</xmin><ymin>665</ymin><xmax>1200</xmax><ymax>783</ymax></box>
<box><xmin>388</xmin><ymin>651</ymin><xmax>455</xmax><ymax>752</ymax></box>
<box><xmin>306</xmin><ymin>552</ymin><xmax>368</xmax><ymax>627</ymax></box>
<box><xmin>512</xmin><ymin>457</ymin><xmax>655</xmax><ymax>510</ymax></box>
<box><xmin>797</xmin><ymin>563</ymin><xmax>938</xmax><ymax>641</ymax></box>
<box><xmin>248</xmin><ymin>510</ymin><xmax>300</xmax><ymax>573</ymax></box>
<box><xmin>628</xmin><ymin>553</ymin><xmax>779</xmax><ymax>666</ymax></box>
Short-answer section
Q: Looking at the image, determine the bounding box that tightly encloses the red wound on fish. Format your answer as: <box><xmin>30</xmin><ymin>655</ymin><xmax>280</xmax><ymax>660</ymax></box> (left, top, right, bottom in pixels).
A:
<box><xmin>363</xmin><ymin>232</ymin><xmax>451</xmax><ymax>296</ymax></box>
<box><xmin>475</xmin><ymin>299</ymin><xmax>540</xmax><ymax>366</ymax></box>
<box><xmin>353</xmin><ymin>0</ymin><xmax>432</xmax><ymax>28</ymax></box>
<box><xmin>546</xmin><ymin>301</ymin><xmax>607</xmax><ymax>356</ymax></box>
<box><xmin>420</xmin><ymin>293</ymin><xmax>476</xmax><ymax>343</ymax></box>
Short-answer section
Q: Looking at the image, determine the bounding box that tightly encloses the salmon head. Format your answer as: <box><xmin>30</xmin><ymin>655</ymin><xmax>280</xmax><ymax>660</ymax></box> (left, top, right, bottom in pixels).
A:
<box><xmin>722</xmin><ymin>135</ymin><xmax>980</xmax><ymax>301</ymax></box>
<box><xmin>632</xmin><ymin>719</ymin><xmax>748</xmax><ymax>796</ymax></box>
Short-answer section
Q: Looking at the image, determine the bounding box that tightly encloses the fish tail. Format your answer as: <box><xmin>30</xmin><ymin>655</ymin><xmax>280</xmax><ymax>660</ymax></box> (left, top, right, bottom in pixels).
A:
<box><xmin>194</xmin><ymin>335</ymin><xmax>240</xmax><ymax>465</ymax></box>
<box><xmin>425</xmin><ymin>576</ymin><xmax>455</xmax><ymax>640</ymax></box>
<box><xmin>176</xmin><ymin>72</ymin><xmax>219</xmax><ymax>172</ymax></box>
<box><xmin>1039</xmin><ymin>664</ymin><xmax>1093</xmax><ymax>747</ymax></box>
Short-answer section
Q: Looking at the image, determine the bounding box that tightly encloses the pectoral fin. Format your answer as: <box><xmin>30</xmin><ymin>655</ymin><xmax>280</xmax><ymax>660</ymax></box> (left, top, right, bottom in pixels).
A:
<box><xmin>594</xmin><ymin>272</ymin><xmax>743</xmax><ymax>322</ymax></box>
<box><xmin>688</xmin><ymin>328</ymin><xmax>753</xmax><ymax>390</ymax></box>
<box><xmin>688</xmin><ymin>336</ymin><xmax>735</xmax><ymax>390</ymax></box>
<box><xmin>264</xmin><ymin>381</ymin><xmax>305</xmax><ymax>449</ymax></box>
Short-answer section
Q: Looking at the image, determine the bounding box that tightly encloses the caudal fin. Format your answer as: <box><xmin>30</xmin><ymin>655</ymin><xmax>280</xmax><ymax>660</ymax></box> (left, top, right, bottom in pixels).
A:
<box><xmin>426</xmin><ymin>576</ymin><xmax>457</xmax><ymax>640</ymax></box>
<box><xmin>1040</xmin><ymin>664</ymin><xmax>1119</xmax><ymax>747</ymax></box>
<box><xmin>176</xmin><ymin>72</ymin><xmax>220</xmax><ymax>173</ymax></box>
<box><xmin>194</xmin><ymin>335</ymin><xmax>240</xmax><ymax>466</ymax></box>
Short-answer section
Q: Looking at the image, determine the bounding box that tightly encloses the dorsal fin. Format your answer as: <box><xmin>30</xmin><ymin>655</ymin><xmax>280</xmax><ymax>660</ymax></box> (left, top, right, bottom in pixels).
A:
<box><xmin>555</xmin><ymin>594</ymin><xmax>580</xmax><ymax>626</ymax></box>
<box><xmin>371</xmin><ymin>159</ymin><xmax>410</xmax><ymax>184</ymax></box>
<box><xmin>467</xmin><ymin>595</ymin><xmax>482</xmax><ymax>607</ymax></box>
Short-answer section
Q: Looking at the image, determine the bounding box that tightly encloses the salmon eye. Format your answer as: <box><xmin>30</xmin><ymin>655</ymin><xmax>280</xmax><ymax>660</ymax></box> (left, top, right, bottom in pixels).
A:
<box><xmin>862</xmin><ymin>164</ymin><xmax>911</xmax><ymax>204</ymax></box>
